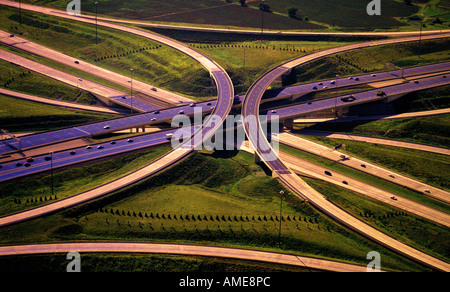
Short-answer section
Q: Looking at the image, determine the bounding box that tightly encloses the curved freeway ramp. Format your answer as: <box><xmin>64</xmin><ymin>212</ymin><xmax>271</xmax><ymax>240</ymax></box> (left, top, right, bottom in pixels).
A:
<box><xmin>0</xmin><ymin>242</ymin><xmax>372</xmax><ymax>272</ymax></box>
<box><xmin>242</xmin><ymin>34</ymin><xmax>450</xmax><ymax>272</ymax></box>
<box><xmin>0</xmin><ymin>2</ymin><xmax>235</xmax><ymax>229</ymax></box>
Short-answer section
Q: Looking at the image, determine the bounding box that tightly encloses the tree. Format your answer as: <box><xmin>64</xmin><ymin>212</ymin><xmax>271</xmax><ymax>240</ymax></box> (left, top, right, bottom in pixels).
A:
<box><xmin>287</xmin><ymin>7</ymin><xmax>298</xmax><ymax>19</ymax></box>
<box><xmin>259</xmin><ymin>3</ymin><xmax>271</xmax><ymax>12</ymax></box>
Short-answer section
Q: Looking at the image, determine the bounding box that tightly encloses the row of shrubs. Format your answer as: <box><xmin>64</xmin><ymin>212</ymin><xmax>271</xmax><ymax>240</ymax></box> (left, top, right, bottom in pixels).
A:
<box><xmin>97</xmin><ymin>208</ymin><xmax>319</xmax><ymax>224</ymax></box>
<box><xmin>14</xmin><ymin>195</ymin><xmax>58</xmax><ymax>204</ymax></box>
<box><xmin>94</xmin><ymin>45</ymin><xmax>162</xmax><ymax>62</ymax></box>
<box><xmin>190</xmin><ymin>43</ymin><xmax>313</xmax><ymax>53</ymax></box>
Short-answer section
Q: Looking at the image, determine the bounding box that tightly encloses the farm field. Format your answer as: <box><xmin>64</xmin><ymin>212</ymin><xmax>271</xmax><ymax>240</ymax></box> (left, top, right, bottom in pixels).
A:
<box><xmin>20</xmin><ymin>0</ymin><xmax>449</xmax><ymax>30</ymax></box>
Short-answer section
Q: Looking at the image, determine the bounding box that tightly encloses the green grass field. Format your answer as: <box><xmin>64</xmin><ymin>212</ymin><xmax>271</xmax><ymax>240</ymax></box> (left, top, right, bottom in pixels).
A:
<box><xmin>1</xmin><ymin>6</ymin><xmax>211</xmax><ymax>99</ymax></box>
<box><xmin>299</xmin><ymin>112</ymin><xmax>450</xmax><ymax>148</ymax></box>
<box><xmin>0</xmin><ymin>58</ymin><xmax>98</xmax><ymax>105</ymax></box>
<box><xmin>285</xmin><ymin>38</ymin><xmax>450</xmax><ymax>86</ymax></box>
<box><xmin>0</xmin><ymin>146</ymin><xmax>171</xmax><ymax>216</ymax></box>
<box><xmin>0</xmin><ymin>94</ymin><xmax>116</xmax><ymax>132</ymax></box>
<box><xmin>21</xmin><ymin>0</ymin><xmax>446</xmax><ymax>30</ymax></box>
<box><xmin>0</xmin><ymin>149</ymin><xmax>444</xmax><ymax>271</ymax></box>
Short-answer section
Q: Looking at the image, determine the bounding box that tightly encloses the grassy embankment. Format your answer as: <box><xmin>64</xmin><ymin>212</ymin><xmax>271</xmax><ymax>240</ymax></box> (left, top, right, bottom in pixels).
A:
<box><xmin>1</xmin><ymin>6</ymin><xmax>212</xmax><ymax>100</ymax></box>
<box><xmin>0</xmin><ymin>150</ymin><xmax>441</xmax><ymax>272</ymax></box>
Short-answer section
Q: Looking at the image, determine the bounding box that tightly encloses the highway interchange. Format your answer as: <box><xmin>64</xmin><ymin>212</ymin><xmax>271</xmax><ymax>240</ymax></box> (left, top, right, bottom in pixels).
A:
<box><xmin>0</xmin><ymin>0</ymin><xmax>449</xmax><ymax>272</ymax></box>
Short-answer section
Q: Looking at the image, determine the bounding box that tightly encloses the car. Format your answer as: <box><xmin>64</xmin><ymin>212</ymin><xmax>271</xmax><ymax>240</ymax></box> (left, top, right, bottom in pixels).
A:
<box><xmin>0</xmin><ymin>164</ymin><xmax>2</xmax><ymax>169</ymax></box>
<box><xmin>340</xmin><ymin>154</ymin><xmax>346</xmax><ymax>159</ymax></box>
<box><xmin>348</xmin><ymin>77</ymin><xmax>353</xmax><ymax>80</ymax></box>
<box><xmin>312</xmin><ymin>86</ymin><xmax>317</xmax><ymax>90</ymax></box>
<box><xmin>330</xmin><ymin>80</ymin><xmax>336</xmax><ymax>85</ymax></box>
<box><xmin>9</xmin><ymin>34</ymin><xmax>14</xmax><ymax>37</ymax></box>
<box><xmin>45</xmin><ymin>156</ymin><xmax>52</xmax><ymax>161</ymax></box>
<box><xmin>179</xmin><ymin>110</ymin><xmax>185</xmax><ymax>114</ymax></box>
<box><xmin>307</xmin><ymin>101</ymin><xmax>312</xmax><ymax>105</ymax></box>
<box><xmin>342</xmin><ymin>181</ymin><xmax>348</xmax><ymax>185</ymax></box>
<box><xmin>26</xmin><ymin>157</ymin><xmax>34</xmax><ymax>163</ymax></box>
<box><xmin>206</xmin><ymin>102</ymin><xmax>212</xmax><ymax>106</ymax></box>
<box><xmin>318</xmin><ymin>82</ymin><xmax>323</xmax><ymax>86</ymax></box>
<box><xmin>103</xmin><ymin>125</ymin><xmax>110</xmax><ymax>129</ymax></box>
<box><xmin>271</xmin><ymin>110</ymin><xmax>277</xmax><ymax>113</ymax></box>
<box><xmin>97</xmin><ymin>145</ymin><xmax>104</xmax><ymax>149</ymax></box>
<box><xmin>70</xmin><ymin>150</ymin><xmax>76</xmax><ymax>155</ymax></box>
<box><xmin>166</xmin><ymin>133</ymin><xmax>173</xmax><ymax>140</ymax></box>
<box><xmin>424</xmin><ymin>189</ymin><xmax>431</xmax><ymax>194</ymax></box>
<box><xmin>443</xmin><ymin>75</ymin><xmax>447</xmax><ymax>78</ymax></box>
<box><xmin>121</xmin><ymin>96</ymin><xmax>126</xmax><ymax>99</ymax></box>
<box><xmin>341</xmin><ymin>95</ymin><xmax>356</xmax><ymax>102</ymax></box>
<box><xmin>413</xmin><ymin>80</ymin><xmax>419</xmax><ymax>84</ymax></box>
<box><xmin>24</xmin><ymin>162</ymin><xmax>31</xmax><ymax>167</ymax></box>
<box><xmin>153</xmin><ymin>110</ymin><xmax>160</xmax><ymax>114</ymax></box>
<box><xmin>371</xmin><ymin>74</ymin><xmax>376</xmax><ymax>77</ymax></box>
<box><xmin>16</xmin><ymin>162</ymin><xmax>23</xmax><ymax>167</ymax></box>
<box><xmin>361</xmin><ymin>164</ymin><xmax>366</xmax><ymax>168</ymax></box>
<box><xmin>324</xmin><ymin>170</ymin><xmax>332</xmax><ymax>176</ymax></box>
<box><xmin>127</xmin><ymin>139</ymin><xmax>134</xmax><ymax>143</ymax></box>
<box><xmin>151</xmin><ymin>87</ymin><xmax>157</xmax><ymax>92</ymax></box>
<box><xmin>377</xmin><ymin>91</ymin><xmax>386</xmax><ymax>96</ymax></box>
<box><xmin>189</xmin><ymin>103</ymin><xmax>196</xmax><ymax>107</ymax></box>
<box><xmin>151</xmin><ymin>118</ymin><xmax>157</xmax><ymax>122</ymax></box>
<box><xmin>86</xmin><ymin>145</ymin><xmax>92</xmax><ymax>149</ymax></box>
<box><xmin>389</xmin><ymin>174</ymin><xmax>395</xmax><ymax>178</ymax></box>
<box><xmin>390</xmin><ymin>196</ymin><xmax>397</xmax><ymax>201</ymax></box>
<box><xmin>354</xmin><ymin>77</ymin><xmax>360</xmax><ymax>81</ymax></box>
<box><xmin>110</xmin><ymin>141</ymin><xmax>116</xmax><ymax>145</ymax></box>
<box><xmin>323</xmin><ymin>86</ymin><xmax>328</xmax><ymax>89</ymax></box>
<box><xmin>74</xmin><ymin>61</ymin><xmax>79</xmax><ymax>64</ymax></box>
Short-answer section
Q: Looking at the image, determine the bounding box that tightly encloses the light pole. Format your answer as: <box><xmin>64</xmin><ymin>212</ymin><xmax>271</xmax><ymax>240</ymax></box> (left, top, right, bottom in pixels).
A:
<box><xmin>50</xmin><ymin>151</ymin><xmax>54</xmax><ymax>198</ymax></box>
<box><xmin>418</xmin><ymin>14</ymin><xmax>425</xmax><ymax>57</ymax></box>
<box><xmin>130</xmin><ymin>68</ymin><xmax>134</xmax><ymax>115</ymax></box>
<box><xmin>243</xmin><ymin>41</ymin><xmax>247</xmax><ymax>92</ymax></box>
<box><xmin>278</xmin><ymin>190</ymin><xmax>284</xmax><ymax>247</ymax></box>
<box><xmin>19</xmin><ymin>0</ymin><xmax>22</xmax><ymax>26</ymax></box>
<box><xmin>260</xmin><ymin>0</ymin><xmax>266</xmax><ymax>42</ymax></box>
<box><xmin>95</xmin><ymin>2</ymin><xmax>99</xmax><ymax>45</ymax></box>
<box><xmin>334</xmin><ymin>74</ymin><xmax>339</xmax><ymax>128</ymax></box>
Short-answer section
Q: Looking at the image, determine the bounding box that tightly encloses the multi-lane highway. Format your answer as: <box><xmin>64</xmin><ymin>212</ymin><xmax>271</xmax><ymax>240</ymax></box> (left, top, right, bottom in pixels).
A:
<box><xmin>242</xmin><ymin>34</ymin><xmax>450</xmax><ymax>271</ymax></box>
<box><xmin>1</xmin><ymin>71</ymin><xmax>448</xmax><ymax>182</ymax></box>
<box><xmin>1</xmin><ymin>0</ymin><xmax>449</xmax><ymax>272</ymax></box>
<box><xmin>2</xmin><ymin>61</ymin><xmax>448</xmax><ymax>156</ymax></box>
<box><xmin>0</xmin><ymin>29</ymin><xmax>190</xmax><ymax>108</ymax></box>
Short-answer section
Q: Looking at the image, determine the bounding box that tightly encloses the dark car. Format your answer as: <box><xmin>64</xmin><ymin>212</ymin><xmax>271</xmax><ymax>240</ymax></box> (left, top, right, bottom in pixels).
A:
<box><xmin>341</xmin><ymin>95</ymin><xmax>356</xmax><ymax>102</ymax></box>
<box><xmin>74</xmin><ymin>60</ymin><xmax>79</xmax><ymax>64</ymax></box>
<box><xmin>325</xmin><ymin>170</ymin><xmax>332</xmax><ymax>176</ymax></box>
<box><xmin>377</xmin><ymin>91</ymin><xmax>386</xmax><ymax>97</ymax></box>
<box><xmin>45</xmin><ymin>156</ymin><xmax>52</xmax><ymax>161</ymax></box>
<box><xmin>70</xmin><ymin>150</ymin><xmax>76</xmax><ymax>155</ymax></box>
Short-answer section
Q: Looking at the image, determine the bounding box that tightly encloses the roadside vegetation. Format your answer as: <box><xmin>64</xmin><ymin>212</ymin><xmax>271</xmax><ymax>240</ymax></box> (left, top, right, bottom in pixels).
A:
<box><xmin>297</xmin><ymin>112</ymin><xmax>450</xmax><ymax>149</ymax></box>
<box><xmin>0</xmin><ymin>146</ymin><xmax>171</xmax><ymax>216</ymax></box>
<box><xmin>1</xmin><ymin>6</ymin><xmax>211</xmax><ymax>99</ymax></box>
<box><xmin>0</xmin><ymin>58</ymin><xmax>98</xmax><ymax>105</ymax></box>
<box><xmin>21</xmin><ymin>0</ymin><xmax>450</xmax><ymax>31</ymax></box>
<box><xmin>284</xmin><ymin>38</ymin><xmax>450</xmax><ymax>86</ymax></box>
<box><xmin>0</xmin><ymin>149</ymin><xmax>441</xmax><ymax>271</ymax></box>
<box><xmin>0</xmin><ymin>94</ymin><xmax>116</xmax><ymax>132</ymax></box>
